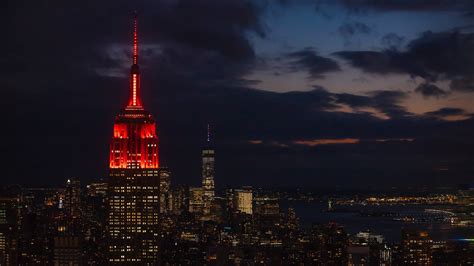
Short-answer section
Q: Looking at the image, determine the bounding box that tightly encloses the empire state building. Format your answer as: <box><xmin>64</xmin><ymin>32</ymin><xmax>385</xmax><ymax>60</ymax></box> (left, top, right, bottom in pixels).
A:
<box><xmin>106</xmin><ymin>15</ymin><xmax>161</xmax><ymax>264</ymax></box>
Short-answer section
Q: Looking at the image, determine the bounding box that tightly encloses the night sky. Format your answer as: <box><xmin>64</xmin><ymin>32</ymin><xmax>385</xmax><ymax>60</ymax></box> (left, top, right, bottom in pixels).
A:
<box><xmin>5</xmin><ymin>0</ymin><xmax>474</xmax><ymax>188</ymax></box>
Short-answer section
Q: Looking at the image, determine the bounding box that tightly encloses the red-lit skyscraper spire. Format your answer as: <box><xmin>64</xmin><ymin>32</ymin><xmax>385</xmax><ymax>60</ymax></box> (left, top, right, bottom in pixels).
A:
<box><xmin>133</xmin><ymin>12</ymin><xmax>138</xmax><ymax>65</ymax></box>
<box><xmin>128</xmin><ymin>12</ymin><xmax>142</xmax><ymax>108</ymax></box>
<box><xmin>109</xmin><ymin>13</ymin><xmax>159</xmax><ymax>169</ymax></box>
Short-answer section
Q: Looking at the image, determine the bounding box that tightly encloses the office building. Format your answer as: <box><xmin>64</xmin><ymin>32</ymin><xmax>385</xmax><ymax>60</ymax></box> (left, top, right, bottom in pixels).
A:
<box><xmin>159</xmin><ymin>167</ymin><xmax>171</xmax><ymax>213</ymax></box>
<box><xmin>202</xmin><ymin>124</ymin><xmax>215</xmax><ymax>215</ymax></box>
<box><xmin>234</xmin><ymin>187</ymin><xmax>253</xmax><ymax>215</ymax></box>
<box><xmin>106</xmin><ymin>15</ymin><xmax>161</xmax><ymax>264</ymax></box>
<box><xmin>189</xmin><ymin>187</ymin><xmax>205</xmax><ymax>214</ymax></box>
<box><xmin>64</xmin><ymin>178</ymin><xmax>81</xmax><ymax>217</ymax></box>
<box><xmin>401</xmin><ymin>229</ymin><xmax>432</xmax><ymax>265</ymax></box>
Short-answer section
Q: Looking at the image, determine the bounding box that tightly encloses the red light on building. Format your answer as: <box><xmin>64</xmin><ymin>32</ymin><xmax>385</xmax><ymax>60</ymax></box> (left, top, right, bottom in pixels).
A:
<box><xmin>109</xmin><ymin>14</ymin><xmax>158</xmax><ymax>169</ymax></box>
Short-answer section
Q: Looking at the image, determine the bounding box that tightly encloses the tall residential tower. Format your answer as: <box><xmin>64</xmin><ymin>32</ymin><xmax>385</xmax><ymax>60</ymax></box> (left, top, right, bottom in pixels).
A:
<box><xmin>106</xmin><ymin>14</ymin><xmax>161</xmax><ymax>264</ymax></box>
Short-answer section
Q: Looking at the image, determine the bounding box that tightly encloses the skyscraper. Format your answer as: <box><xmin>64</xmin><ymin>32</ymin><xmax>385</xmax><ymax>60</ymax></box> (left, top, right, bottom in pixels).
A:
<box><xmin>201</xmin><ymin>124</ymin><xmax>215</xmax><ymax>215</ymax></box>
<box><xmin>106</xmin><ymin>14</ymin><xmax>161</xmax><ymax>264</ymax></box>
<box><xmin>159</xmin><ymin>167</ymin><xmax>171</xmax><ymax>214</ymax></box>
<box><xmin>64</xmin><ymin>178</ymin><xmax>81</xmax><ymax>218</ymax></box>
<box><xmin>189</xmin><ymin>187</ymin><xmax>205</xmax><ymax>214</ymax></box>
<box><xmin>233</xmin><ymin>187</ymin><xmax>253</xmax><ymax>215</ymax></box>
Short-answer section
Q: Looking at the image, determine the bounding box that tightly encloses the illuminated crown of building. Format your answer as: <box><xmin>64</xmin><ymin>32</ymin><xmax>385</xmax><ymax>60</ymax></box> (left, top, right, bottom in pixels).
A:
<box><xmin>109</xmin><ymin>14</ymin><xmax>159</xmax><ymax>169</ymax></box>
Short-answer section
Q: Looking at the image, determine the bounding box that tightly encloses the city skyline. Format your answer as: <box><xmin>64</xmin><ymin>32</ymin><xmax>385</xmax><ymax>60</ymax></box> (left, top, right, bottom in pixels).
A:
<box><xmin>3</xmin><ymin>2</ymin><xmax>474</xmax><ymax>264</ymax></box>
<box><xmin>6</xmin><ymin>1</ymin><xmax>474</xmax><ymax>188</ymax></box>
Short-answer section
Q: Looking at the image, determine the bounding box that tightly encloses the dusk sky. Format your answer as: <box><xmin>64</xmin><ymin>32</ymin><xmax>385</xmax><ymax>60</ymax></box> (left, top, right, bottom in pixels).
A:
<box><xmin>6</xmin><ymin>0</ymin><xmax>474</xmax><ymax>188</ymax></box>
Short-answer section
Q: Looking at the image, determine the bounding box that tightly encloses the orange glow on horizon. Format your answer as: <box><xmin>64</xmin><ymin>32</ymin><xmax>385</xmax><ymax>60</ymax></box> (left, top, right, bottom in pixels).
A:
<box><xmin>248</xmin><ymin>138</ymin><xmax>418</xmax><ymax>148</ymax></box>
<box><xmin>293</xmin><ymin>138</ymin><xmax>360</xmax><ymax>146</ymax></box>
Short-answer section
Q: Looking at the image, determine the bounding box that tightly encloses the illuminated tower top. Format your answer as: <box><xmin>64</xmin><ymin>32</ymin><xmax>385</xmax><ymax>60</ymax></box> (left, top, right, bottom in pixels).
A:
<box><xmin>128</xmin><ymin>12</ymin><xmax>142</xmax><ymax>108</ymax></box>
<box><xmin>109</xmin><ymin>14</ymin><xmax>159</xmax><ymax>169</ymax></box>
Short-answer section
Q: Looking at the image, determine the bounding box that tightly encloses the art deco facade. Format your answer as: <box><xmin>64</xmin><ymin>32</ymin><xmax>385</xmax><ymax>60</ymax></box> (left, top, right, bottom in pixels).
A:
<box><xmin>106</xmin><ymin>15</ymin><xmax>161</xmax><ymax>264</ymax></box>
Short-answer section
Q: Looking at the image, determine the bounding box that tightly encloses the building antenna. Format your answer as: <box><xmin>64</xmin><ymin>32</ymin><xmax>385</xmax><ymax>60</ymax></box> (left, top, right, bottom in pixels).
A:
<box><xmin>207</xmin><ymin>123</ymin><xmax>210</xmax><ymax>143</ymax></box>
<box><xmin>128</xmin><ymin>10</ymin><xmax>142</xmax><ymax>107</ymax></box>
<box><xmin>133</xmin><ymin>10</ymin><xmax>138</xmax><ymax>65</ymax></box>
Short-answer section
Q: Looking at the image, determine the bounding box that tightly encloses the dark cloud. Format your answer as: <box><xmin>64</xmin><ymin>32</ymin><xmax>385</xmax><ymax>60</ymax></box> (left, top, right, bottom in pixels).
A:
<box><xmin>339</xmin><ymin>21</ymin><xmax>372</xmax><ymax>45</ymax></box>
<box><xmin>288</xmin><ymin>0</ymin><xmax>473</xmax><ymax>20</ymax></box>
<box><xmin>415</xmin><ymin>83</ymin><xmax>449</xmax><ymax>98</ymax></box>
<box><xmin>381</xmin><ymin>33</ymin><xmax>405</xmax><ymax>49</ymax></box>
<box><xmin>339</xmin><ymin>0</ymin><xmax>472</xmax><ymax>13</ymax></box>
<box><xmin>286</xmin><ymin>48</ymin><xmax>341</xmax><ymax>79</ymax></box>
<box><xmin>334</xmin><ymin>50</ymin><xmax>416</xmax><ymax>76</ymax></box>
<box><xmin>334</xmin><ymin>90</ymin><xmax>410</xmax><ymax>119</ymax></box>
<box><xmin>425</xmin><ymin>107</ymin><xmax>466</xmax><ymax>117</ymax></box>
<box><xmin>368</xmin><ymin>90</ymin><xmax>411</xmax><ymax>118</ymax></box>
<box><xmin>151</xmin><ymin>0</ymin><xmax>265</xmax><ymax>60</ymax></box>
<box><xmin>406</xmin><ymin>31</ymin><xmax>474</xmax><ymax>78</ymax></box>
<box><xmin>450</xmin><ymin>77</ymin><xmax>474</xmax><ymax>92</ymax></box>
<box><xmin>335</xmin><ymin>30</ymin><xmax>474</xmax><ymax>92</ymax></box>
<box><xmin>335</xmin><ymin>93</ymin><xmax>373</xmax><ymax>108</ymax></box>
